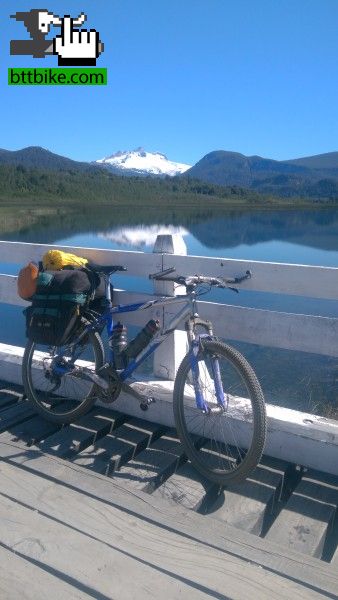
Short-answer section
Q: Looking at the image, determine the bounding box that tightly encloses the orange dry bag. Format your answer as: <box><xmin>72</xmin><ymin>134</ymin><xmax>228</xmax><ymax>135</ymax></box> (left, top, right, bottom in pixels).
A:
<box><xmin>17</xmin><ymin>262</ymin><xmax>39</xmax><ymax>300</ymax></box>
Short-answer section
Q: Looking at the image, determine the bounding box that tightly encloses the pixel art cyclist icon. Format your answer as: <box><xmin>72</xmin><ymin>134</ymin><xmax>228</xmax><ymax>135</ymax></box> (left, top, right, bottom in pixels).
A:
<box><xmin>10</xmin><ymin>9</ymin><xmax>104</xmax><ymax>66</ymax></box>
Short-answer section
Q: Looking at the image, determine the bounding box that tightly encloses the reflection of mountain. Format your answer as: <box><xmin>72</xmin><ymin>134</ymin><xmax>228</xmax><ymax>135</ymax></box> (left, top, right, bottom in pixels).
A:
<box><xmin>2</xmin><ymin>205</ymin><xmax>338</xmax><ymax>252</ymax></box>
<box><xmin>188</xmin><ymin>210</ymin><xmax>338</xmax><ymax>251</ymax></box>
<box><xmin>98</xmin><ymin>225</ymin><xmax>188</xmax><ymax>249</ymax></box>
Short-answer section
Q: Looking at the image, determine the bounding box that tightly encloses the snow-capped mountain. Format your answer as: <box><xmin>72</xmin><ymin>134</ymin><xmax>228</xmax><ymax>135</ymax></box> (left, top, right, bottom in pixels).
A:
<box><xmin>96</xmin><ymin>147</ymin><xmax>191</xmax><ymax>176</ymax></box>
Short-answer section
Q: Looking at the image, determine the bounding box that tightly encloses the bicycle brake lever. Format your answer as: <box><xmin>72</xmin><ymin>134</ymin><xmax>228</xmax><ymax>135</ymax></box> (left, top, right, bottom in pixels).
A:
<box><xmin>149</xmin><ymin>266</ymin><xmax>176</xmax><ymax>280</ymax></box>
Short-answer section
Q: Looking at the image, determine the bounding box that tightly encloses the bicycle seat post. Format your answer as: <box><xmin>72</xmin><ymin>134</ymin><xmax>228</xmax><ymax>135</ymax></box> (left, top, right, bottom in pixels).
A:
<box><xmin>104</xmin><ymin>273</ymin><xmax>112</xmax><ymax>305</ymax></box>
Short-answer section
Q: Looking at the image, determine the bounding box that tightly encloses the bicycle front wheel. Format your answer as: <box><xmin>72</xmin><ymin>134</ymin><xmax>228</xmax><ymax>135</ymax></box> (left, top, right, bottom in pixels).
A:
<box><xmin>22</xmin><ymin>329</ymin><xmax>104</xmax><ymax>425</ymax></box>
<box><xmin>173</xmin><ymin>340</ymin><xmax>266</xmax><ymax>486</ymax></box>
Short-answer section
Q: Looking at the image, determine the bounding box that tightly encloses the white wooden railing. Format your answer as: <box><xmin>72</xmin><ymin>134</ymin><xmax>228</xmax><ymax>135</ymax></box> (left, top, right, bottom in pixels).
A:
<box><xmin>0</xmin><ymin>236</ymin><xmax>338</xmax><ymax>475</ymax></box>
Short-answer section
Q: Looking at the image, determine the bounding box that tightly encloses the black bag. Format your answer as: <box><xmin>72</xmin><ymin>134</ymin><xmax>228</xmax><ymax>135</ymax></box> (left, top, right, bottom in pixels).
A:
<box><xmin>25</xmin><ymin>268</ymin><xmax>99</xmax><ymax>346</ymax></box>
<box><xmin>25</xmin><ymin>302</ymin><xmax>81</xmax><ymax>346</ymax></box>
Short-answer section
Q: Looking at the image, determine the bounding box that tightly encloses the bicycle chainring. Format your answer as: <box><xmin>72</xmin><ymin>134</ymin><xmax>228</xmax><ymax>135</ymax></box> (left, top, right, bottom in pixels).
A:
<box><xmin>97</xmin><ymin>370</ymin><xmax>122</xmax><ymax>404</ymax></box>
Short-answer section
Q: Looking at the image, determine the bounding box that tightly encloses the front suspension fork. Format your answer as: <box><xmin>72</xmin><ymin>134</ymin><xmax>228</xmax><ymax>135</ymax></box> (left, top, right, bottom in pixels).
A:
<box><xmin>186</xmin><ymin>317</ymin><xmax>226</xmax><ymax>413</ymax></box>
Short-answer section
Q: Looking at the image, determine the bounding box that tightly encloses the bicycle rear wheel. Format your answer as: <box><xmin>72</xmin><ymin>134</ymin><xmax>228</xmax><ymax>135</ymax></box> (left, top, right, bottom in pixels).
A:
<box><xmin>173</xmin><ymin>340</ymin><xmax>266</xmax><ymax>486</ymax></box>
<box><xmin>22</xmin><ymin>329</ymin><xmax>104</xmax><ymax>424</ymax></box>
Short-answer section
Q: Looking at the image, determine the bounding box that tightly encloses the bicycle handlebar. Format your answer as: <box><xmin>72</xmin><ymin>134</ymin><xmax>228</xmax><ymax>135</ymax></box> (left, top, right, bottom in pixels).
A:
<box><xmin>149</xmin><ymin>268</ymin><xmax>252</xmax><ymax>288</ymax></box>
<box><xmin>89</xmin><ymin>264</ymin><xmax>127</xmax><ymax>274</ymax></box>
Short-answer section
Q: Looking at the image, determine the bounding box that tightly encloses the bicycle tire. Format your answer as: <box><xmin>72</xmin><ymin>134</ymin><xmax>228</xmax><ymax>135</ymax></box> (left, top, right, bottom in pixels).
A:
<box><xmin>22</xmin><ymin>329</ymin><xmax>104</xmax><ymax>425</ymax></box>
<box><xmin>173</xmin><ymin>340</ymin><xmax>267</xmax><ymax>486</ymax></box>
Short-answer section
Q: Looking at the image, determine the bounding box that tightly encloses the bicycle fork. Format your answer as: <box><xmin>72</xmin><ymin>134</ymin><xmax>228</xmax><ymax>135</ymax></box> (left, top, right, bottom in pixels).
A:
<box><xmin>186</xmin><ymin>317</ymin><xmax>227</xmax><ymax>414</ymax></box>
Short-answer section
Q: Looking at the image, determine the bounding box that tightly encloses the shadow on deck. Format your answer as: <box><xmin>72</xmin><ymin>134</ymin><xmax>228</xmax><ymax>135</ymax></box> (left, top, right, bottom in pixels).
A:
<box><xmin>0</xmin><ymin>381</ymin><xmax>338</xmax><ymax>600</ymax></box>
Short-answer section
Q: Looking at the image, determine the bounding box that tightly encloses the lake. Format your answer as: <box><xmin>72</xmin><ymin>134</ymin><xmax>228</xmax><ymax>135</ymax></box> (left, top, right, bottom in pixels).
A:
<box><xmin>1</xmin><ymin>206</ymin><xmax>338</xmax><ymax>415</ymax></box>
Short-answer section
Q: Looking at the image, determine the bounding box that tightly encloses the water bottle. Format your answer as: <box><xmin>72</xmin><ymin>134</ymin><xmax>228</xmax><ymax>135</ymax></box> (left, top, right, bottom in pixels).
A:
<box><xmin>123</xmin><ymin>319</ymin><xmax>160</xmax><ymax>360</ymax></box>
<box><xmin>109</xmin><ymin>321</ymin><xmax>128</xmax><ymax>369</ymax></box>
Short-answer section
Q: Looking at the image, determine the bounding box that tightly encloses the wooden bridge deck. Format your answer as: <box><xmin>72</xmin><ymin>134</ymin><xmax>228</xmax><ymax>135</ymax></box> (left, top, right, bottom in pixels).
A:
<box><xmin>0</xmin><ymin>381</ymin><xmax>338</xmax><ymax>600</ymax></box>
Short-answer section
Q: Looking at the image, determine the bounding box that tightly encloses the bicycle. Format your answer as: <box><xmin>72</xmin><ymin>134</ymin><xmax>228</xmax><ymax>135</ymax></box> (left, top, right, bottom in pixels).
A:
<box><xmin>22</xmin><ymin>264</ymin><xmax>267</xmax><ymax>485</ymax></box>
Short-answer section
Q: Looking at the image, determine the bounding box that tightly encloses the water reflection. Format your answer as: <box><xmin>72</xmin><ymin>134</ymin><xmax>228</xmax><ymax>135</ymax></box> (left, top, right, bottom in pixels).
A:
<box><xmin>98</xmin><ymin>225</ymin><xmax>188</xmax><ymax>250</ymax></box>
<box><xmin>1</xmin><ymin>205</ymin><xmax>338</xmax><ymax>253</ymax></box>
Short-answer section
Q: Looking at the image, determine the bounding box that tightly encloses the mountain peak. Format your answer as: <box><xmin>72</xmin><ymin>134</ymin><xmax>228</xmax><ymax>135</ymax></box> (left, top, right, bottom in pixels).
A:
<box><xmin>96</xmin><ymin>148</ymin><xmax>191</xmax><ymax>177</ymax></box>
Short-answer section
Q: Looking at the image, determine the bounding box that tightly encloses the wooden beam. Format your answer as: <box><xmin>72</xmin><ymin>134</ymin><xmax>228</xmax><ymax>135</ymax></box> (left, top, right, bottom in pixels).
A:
<box><xmin>163</xmin><ymin>252</ymin><xmax>338</xmax><ymax>300</ymax></box>
<box><xmin>0</xmin><ymin>544</ymin><xmax>96</xmax><ymax>600</ymax></box>
<box><xmin>205</xmin><ymin>459</ymin><xmax>287</xmax><ymax>535</ymax></box>
<box><xmin>4</xmin><ymin>272</ymin><xmax>338</xmax><ymax>356</ymax></box>
<box><xmin>266</xmin><ymin>470</ymin><xmax>338</xmax><ymax>558</ymax></box>
<box><xmin>3</xmin><ymin>238</ymin><xmax>338</xmax><ymax>300</ymax></box>
<box><xmin>152</xmin><ymin>233</ymin><xmax>188</xmax><ymax>380</ymax></box>
<box><xmin>198</xmin><ymin>301</ymin><xmax>338</xmax><ymax>357</ymax></box>
<box><xmin>0</xmin><ymin>240</ymin><xmax>161</xmax><ymax>277</ymax></box>
<box><xmin>0</xmin><ymin>440</ymin><xmax>337</xmax><ymax>596</ymax></box>
<box><xmin>0</xmin><ymin>274</ymin><xmax>157</xmax><ymax>327</ymax></box>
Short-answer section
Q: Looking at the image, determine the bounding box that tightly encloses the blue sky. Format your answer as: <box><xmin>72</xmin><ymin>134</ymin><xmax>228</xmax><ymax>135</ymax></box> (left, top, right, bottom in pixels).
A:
<box><xmin>1</xmin><ymin>0</ymin><xmax>338</xmax><ymax>165</ymax></box>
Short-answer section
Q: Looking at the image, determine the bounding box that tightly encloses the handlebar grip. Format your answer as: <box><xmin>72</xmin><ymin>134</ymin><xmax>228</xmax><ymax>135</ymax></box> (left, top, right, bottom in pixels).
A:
<box><xmin>234</xmin><ymin>269</ymin><xmax>252</xmax><ymax>283</ymax></box>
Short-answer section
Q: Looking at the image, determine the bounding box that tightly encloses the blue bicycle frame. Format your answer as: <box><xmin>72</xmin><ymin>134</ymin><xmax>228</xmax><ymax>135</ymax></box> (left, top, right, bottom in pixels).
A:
<box><xmin>69</xmin><ymin>279</ymin><xmax>226</xmax><ymax>413</ymax></box>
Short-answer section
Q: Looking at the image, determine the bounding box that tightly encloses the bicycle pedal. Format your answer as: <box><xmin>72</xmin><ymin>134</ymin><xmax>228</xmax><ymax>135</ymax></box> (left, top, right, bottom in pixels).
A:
<box><xmin>140</xmin><ymin>397</ymin><xmax>156</xmax><ymax>411</ymax></box>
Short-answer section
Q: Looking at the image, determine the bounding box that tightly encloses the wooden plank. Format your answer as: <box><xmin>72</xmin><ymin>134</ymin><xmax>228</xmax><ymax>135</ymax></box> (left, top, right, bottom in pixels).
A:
<box><xmin>71</xmin><ymin>417</ymin><xmax>166</xmax><ymax>473</ymax></box>
<box><xmin>0</xmin><ymin>545</ymin><xmax>94</xmax><ymax>600</ymax></box>
<box><xmin>0</xmin><ymin>460</ymin><xmax>328</xmax><ymax>600</ymax></box>
<box><xmin>152</xmin><ymin>462</ymin><xmax>214</xmax><ymax>511</ymax></box>
<box><xmin>0</xmin><ymin>401</ymin><xmax>35</xmax><ymax>433</ymax></box>
<box><xmin>266</xmin><ymin>470</ymin><xmax>338</xmax><ymax>558</ymax></box>
<box><xmin>205</xmin><ymin>461</ymin><xmax>286</xmax><ymax>536</ymax></box>
<box><xmin>3</xmin><ymin>238</ymin><xmax>338</xmax><ymax>300</ymax></box>
<box><xmin>4</xmin><ymin>274</ymin><xmax>338</xmax><ymax>355</ymax></box>
<box><xmin>331</xmin><ymin>542</ymin><xmax>338</xmax><ymax>566</ymax></box>
<box><xmin>0</xmin><ymin>275</ymin><xmax>158</xmax><ymax>327</ymax></box>
<box><xmin>198</xmin><ymin>301</ymin><xmax>338</xmax><ymax>358</ymax></box>
<box><xmin>0</xmin><ymin>413</ymin><xmax>59</xmax><ymax>445</ymax></box>
<box><xmin>0</xmin><ymin>383</ymin><xmax>23</xmax><ymax>409</ymax></box>
<box><xmin>163</xmin><ymin>252</ymin><xmax>338</xmax><ymax>300</ymax></box>
<box><xmin>0</xmin><ymin>240</ymin><xmax>161</xmax><ymax>277</ymax></box>
<box><xmin>0</xmin><ymin>493</ymin><xmax>227</xmax><ymax>600</ymax></box>
<box><xmin>0</xmin><ymin>439</ymin><xmax>337</xmax><ymax>596</ymax></box>
<box><xmin>113</xmin><ymin>429</ymin><xmax>186</xmax><ymax>492</ymax></box>
<box><xmin>37</xmin><ymin>409</ymin><xmax>123</xmax><ymax>458</ymax></box>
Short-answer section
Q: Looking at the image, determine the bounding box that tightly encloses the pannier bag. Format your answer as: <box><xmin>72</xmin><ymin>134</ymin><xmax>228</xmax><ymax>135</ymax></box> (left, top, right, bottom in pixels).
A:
<box><xmin>25</xmin><ymin>268</ymin><xmax>96</xmax><ymax>346</ymax></box>
<box><xmin>42</xmin><ymin>249</ymin><xmax>88</xmax><ymax>271</ymax></box>
<box><xmin>17</xmin><ymin>262</ymin><xmax>39</xmax><ymax>300</ymax></box>
<box><xmin>41</xmin><ymin>249</ymin><xmax>110</xmax><ymax>310</ymax></box>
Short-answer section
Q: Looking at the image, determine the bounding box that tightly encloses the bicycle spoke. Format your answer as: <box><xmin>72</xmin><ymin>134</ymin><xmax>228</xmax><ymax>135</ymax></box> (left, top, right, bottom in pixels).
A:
<box><xmin>174</xmin><ymin>340</ymin><xmax>266</xmax><ymax>485</ymax></box>
<box><xmin>23</xmin><ymin>330</ymin><xmax>104</xmax><ymax>423</ymax></box>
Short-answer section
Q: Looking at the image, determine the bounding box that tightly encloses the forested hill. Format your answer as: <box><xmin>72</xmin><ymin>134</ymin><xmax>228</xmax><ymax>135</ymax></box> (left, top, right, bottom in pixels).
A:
<box><xmin>185</xmin><ymin>150</ymin><xmax>338</xmax><ymax>198</ymax></box>
<box><xmin>0</xmin><ymin>146</ymin><xmax>95</xmax><ymax>172</ymax></box>
<box><xmin>2</xmin><ymin>146</ymin><xmax>338</xmax><ymax>202</ymax></box>
<box><xmin>0</xmin><ymin>163</ymin><xmax>283</xmax><ymax>208</ymax></box>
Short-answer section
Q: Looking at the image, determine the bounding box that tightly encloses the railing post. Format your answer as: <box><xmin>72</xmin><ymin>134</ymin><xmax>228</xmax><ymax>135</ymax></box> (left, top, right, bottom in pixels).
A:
<box><xmin>152</xmin><ymin>233</ymin><xmax>188</xmax><ymax>380</ymax></box>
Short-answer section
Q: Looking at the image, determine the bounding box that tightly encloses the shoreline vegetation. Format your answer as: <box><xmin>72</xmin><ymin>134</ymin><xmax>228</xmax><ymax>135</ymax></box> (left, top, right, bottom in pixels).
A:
<box><xmin>2</xmin><ymin>164</ymin><xmax>338</xmax><ymax>208</ymax></box>
<box><xmin>1</xmin><ymin>163</ymin><xmax>338</xmax><ymax>239</ymax></box>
